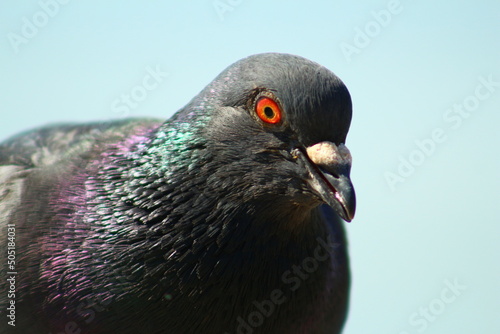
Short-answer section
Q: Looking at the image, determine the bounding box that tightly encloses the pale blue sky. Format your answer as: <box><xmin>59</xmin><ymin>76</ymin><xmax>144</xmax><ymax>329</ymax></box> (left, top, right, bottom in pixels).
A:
<box><xmin>1</xmin><ymin>1</ymin><xmax>499</xmax><ymax>333</ymax></box>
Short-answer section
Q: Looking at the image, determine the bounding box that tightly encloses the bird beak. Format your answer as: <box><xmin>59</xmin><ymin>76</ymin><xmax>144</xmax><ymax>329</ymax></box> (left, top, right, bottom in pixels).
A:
<box><xmin>296</xmin><ymin>141</ymin><xmax>356</xmax><ymax>222</ymax></box>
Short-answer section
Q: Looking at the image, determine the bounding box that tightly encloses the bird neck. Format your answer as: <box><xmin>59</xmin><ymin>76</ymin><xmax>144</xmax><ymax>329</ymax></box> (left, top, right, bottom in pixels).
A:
<box><xmin>89</xmin><ymin>130</ymin><xmax>348</xmax><ymax>331</ymax></box>
<box><xmin>99</xmin><ymin>117</ymin><xmax>342</xmax><ymax>266</ymax></box>
<box><xmin>115</xmin><ymin>118</ymin><xmax>332</xmax><ymax>250</ymax></box>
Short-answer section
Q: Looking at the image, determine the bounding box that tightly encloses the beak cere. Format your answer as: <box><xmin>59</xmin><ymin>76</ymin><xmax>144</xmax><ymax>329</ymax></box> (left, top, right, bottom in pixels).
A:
<box><xmin>299</xmin><ymin>141</ymin><xmax>356</xmax><ymax>222</ymax></box>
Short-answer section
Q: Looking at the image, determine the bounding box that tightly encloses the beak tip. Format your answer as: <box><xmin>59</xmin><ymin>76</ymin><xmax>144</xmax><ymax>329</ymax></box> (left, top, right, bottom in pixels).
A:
<box><xmin>339</xmin><ymin>193</ymin><xmax>356</xmax><ymax>222</ymax></box>
<box><xmin>329</xmin><ymin>175</ymin><xmax>355</xmax><ymax>223</ymax></box>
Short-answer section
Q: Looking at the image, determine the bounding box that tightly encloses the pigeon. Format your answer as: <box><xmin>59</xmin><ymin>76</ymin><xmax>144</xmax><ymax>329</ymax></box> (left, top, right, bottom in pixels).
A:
<box><xmin>0</xmin><ymin>53</ymin><xmax>355</xmax><ymax>334</ymax></box>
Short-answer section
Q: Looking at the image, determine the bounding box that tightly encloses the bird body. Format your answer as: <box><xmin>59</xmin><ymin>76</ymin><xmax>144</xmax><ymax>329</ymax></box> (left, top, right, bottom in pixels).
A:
<box><xmin>0</xmin><ymin>53</ymin><xmax>355</xmax><ymax>333</ymax></box>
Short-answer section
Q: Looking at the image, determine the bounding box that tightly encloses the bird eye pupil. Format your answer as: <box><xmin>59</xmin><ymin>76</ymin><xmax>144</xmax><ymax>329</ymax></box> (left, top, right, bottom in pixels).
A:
<box><xmin>264</xmin><ymin>107</ymin><xmax>275</xmax><ymax>118</ymax></box>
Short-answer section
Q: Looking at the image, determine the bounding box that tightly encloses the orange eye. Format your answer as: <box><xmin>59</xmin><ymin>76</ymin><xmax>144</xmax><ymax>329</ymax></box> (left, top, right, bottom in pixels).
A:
<box><xmin>255</xmin><ymin>97</ymin><xmax>282</xmax><ymax>124</ymax></box>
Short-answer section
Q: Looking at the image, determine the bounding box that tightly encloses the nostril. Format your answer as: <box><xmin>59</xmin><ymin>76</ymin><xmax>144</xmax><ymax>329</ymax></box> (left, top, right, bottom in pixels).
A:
<box><xmin>303</xmin><ymin>141</ymin><xmax>352</xmax><ymax>178</ymax></box>
<box><xmin>306</xmin><ymin>141</ymin><xmax>340</xmax><ymax>166</ymax></box>
<box><xmin>319</xmin><ymin>166</ymin><xmax>340</xmax><ymax>179</ymax></box>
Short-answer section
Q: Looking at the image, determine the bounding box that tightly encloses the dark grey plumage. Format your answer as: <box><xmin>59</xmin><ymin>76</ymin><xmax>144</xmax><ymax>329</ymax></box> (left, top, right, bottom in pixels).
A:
<box><xmin>0</xmin><ymin>53</ymin><xmax>355</xmax><ymax>334</ymax></box>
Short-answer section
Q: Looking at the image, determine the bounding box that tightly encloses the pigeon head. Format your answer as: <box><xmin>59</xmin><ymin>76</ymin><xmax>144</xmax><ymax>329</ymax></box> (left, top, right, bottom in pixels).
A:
<box><xmin>159</xmin><ymin>53</ymin><xmax>355</xmax><ymax>222</ymax></box>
